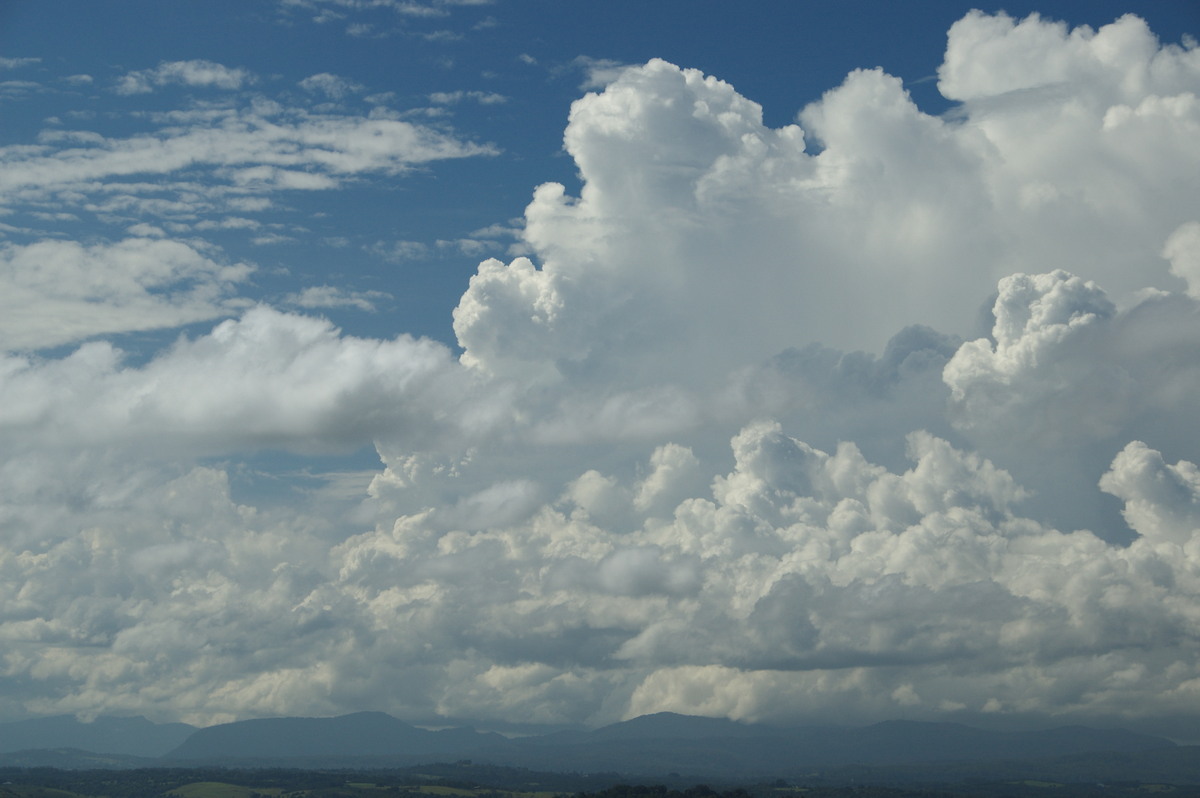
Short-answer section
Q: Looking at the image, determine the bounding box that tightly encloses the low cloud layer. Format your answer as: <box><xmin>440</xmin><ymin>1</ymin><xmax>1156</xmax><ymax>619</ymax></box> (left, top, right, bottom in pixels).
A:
<box><xmin>3</xmin><ymin>10</ymin><xmax>1200</xmax><ymax>739</ymax></box>
<box><xmin>0</xmin><ymin>238</ymin><xmax>252</xmax><ymax>350</ymax></box>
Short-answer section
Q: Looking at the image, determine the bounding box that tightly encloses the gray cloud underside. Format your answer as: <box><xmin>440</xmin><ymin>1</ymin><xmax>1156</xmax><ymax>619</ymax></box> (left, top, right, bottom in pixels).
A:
<box><xmin>2</xmin><ymin>11</ymin><xmax>1200</xmax><ymax>735</ymax></box>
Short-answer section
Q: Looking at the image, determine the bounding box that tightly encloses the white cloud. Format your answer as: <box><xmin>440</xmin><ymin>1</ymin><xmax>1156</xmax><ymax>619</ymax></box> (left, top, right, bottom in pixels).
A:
<box><xmin>0</xmin><ymin>306</ymin><xmax>471</xmax><ymax>457</ymax></box>
<box><xmin>116</xmin><ymin>60</ymin><xmax>254</xmax><ymax>95</ymax></box>
<box><xmin>1101</xmin><ymin>441</ymin><xmax>1200</xmax><ymax>545</ymax></box>
<box><xmin>11</xmin><ymin>400</ymin><xmax>1200</xmax><ymax>727</ymax></box>
<box><xmin>421</xmin><ymin>30</ymin><xmax>462</xmax><ymax>43</ymax></box>
<box><xmin>454</xmin><ymin>20</ymin><xmax>1199</xmax><ymax>389</ymax></box>
<box><xmin>571</xmin><ymin>56</ymin><xmax>632</xmax><ymax>89</ymax></box>
<box><xmin>0</xmin><ymin>57</ymin><xmax>41</xmax><ymax>70</ymax></box>
<box><xmin>250</xmin><ymin>233</ymin><xmax>295</xmax><ymax>246</ymax></box>
<box><xmin>1</xmin><ymin>73</ymin><xmax>497</xmax><ymax>268</ymax></box>
<box><xmin>0</xmin><ymin>238</ymin><xmax>252</xmax><ymax>350</ymax></box>
<box><xmin>943</xmin><ymin>270</ymin><xmax>1200</xmax><ymax>537</ymax></box>
<box><xmin>0</xmin><ymin>106</ymin><xmax>496</xmax><ymax>200</ymax></box>
<box><xmin>286</xmin><ymin>285</ymin><xmax>390</xmax><ymax>311</ymax></box>
<box><xmin>299</xmin><ymin>72</ymin><xmax>364</xmax><ymax>99</ymax></box>
<box><xmin>0</xmin><ymin>79</ymin><xmax>42</xmax><ymax>100</ymax></box>
<box><xmin>1164</xmin><ymin>220</ymin><xmax>1200</xmax><ymax>297</ymax></box>
<box><xmin>5</xmin><ymin>10</ymin><xmax>1200</xmax><ymax>737</ymax></box>
<box><xmin>280</xmin><ymin>0</ymin><xmax>453</xmax><ymax>21</ymax></box>
<box><xmin>369</xmin><ymin>239</ymin><xmax>430</xmax><ymax>261</ymax></box>
<box><xmin>937</xmin><ymin>11</ymin><xmax>1200</xmax><ymax>105</ymax></box>
<box><xmin>429</xmin><ymin>89</ymin><xmax>506</xmax><ymax>105</ymax></box>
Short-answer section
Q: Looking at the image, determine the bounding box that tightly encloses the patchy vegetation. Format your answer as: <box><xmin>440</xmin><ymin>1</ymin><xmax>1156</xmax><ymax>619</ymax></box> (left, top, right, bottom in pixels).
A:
<box><xmin>3</xmin><ymin>766</ymin><xmax>1200</xmax><ymax>798</ymax></box>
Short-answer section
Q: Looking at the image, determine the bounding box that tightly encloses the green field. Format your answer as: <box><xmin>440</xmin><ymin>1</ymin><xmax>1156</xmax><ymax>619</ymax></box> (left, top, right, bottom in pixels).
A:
<box><xmin>168</xmin><ymin>784</ymin><xmax>285</xmax><ymax>798</ymax></box>
<box><xmin>0</xmin><ymin>786</ymin><xmax>86</xmax><ymax>798</ymax></box>
<box><xmin>162</xmin><ymin>782</ymin><xmax>561</xmax><ymax>798</ymax></box>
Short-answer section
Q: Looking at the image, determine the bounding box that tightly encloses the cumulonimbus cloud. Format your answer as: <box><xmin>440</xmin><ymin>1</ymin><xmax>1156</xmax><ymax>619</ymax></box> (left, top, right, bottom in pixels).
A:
<box><xmin>457</xmin><ymin>12</ymin><xmax>1199</xmax><ymax>380</ymax></box>
<box><xmin>2</xmin><ymin>11</ymin><xmax>1200</xmax><ymax>736</ymax></box>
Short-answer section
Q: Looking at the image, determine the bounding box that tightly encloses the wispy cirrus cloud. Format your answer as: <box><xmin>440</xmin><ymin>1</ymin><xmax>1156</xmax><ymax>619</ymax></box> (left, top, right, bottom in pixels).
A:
<box><xmin>0</xmin><ymin>56</ymin><xmax>498</xmax><ymax>351</ymax></box>
<box><xmin>279</xmin><ymin>0</ymin><xmax>455</xmax><ymax>21</ymax></box>
<box><xmin>0</xmin><ymin>57</ymin><xmax>41</xmax><ymax>69</ymax></box>
<box><xmin>278</xmin><ymin>0</ymin><xmax>493</xmax><ymax>40</ymax></box>
<box><xmin>428</xmin><ymin>89</ymin><xmax>506</xmax><ymax>105</ymax></box>
<box><xmin>0</xmin><ymin>90</ymin><xmax>497</xmax><ymax>238</ymax></box>
<box><xmin>5</xmin><ymin>107</ymin><xmax>492</xmax><ymax>196</ymax></box>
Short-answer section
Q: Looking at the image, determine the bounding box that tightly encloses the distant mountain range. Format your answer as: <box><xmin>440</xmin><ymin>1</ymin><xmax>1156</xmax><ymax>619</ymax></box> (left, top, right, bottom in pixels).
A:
<box><xmin>0</xmin><ymin>714</ymin><xmax>195</xmax><ymax>757</ymax></box>
<box><xmin>168</xmin><ymin>711</ymin><xmax>506</xmax><ymax>760</ymax></box>
<box><xmin>468</xmin><ymin>713</ymin><xmax>1176</xmax><ymax>777</ymax></box>
<box><xmin>0</xmin><ymin>710</ymin><xmax>1185</xmax><ymax>781</ymax></box>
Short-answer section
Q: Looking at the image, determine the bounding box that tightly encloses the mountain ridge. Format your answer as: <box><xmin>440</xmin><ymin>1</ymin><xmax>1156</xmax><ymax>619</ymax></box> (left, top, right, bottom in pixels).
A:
<box><xmin>167</xmin><ymin>710</ymin><xmax>506</xmax><ymax>760</ymax></box>
<box><xmin>1</xmin><ymin>710</ymin><xmax>1178</xmax><ymax>779</ymax></box>
<box><xmin>0</xmin><ymin>714</ymin><xmax>196</xmax><ymax>757</ymax></box>
<box><xmin>161</xmin><ymin>710</ymin><xmax>1175</xmax><ymax>775</ymax></box>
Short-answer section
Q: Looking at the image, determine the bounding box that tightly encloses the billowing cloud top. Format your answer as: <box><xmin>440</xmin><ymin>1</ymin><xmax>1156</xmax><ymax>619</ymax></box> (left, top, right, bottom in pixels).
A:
<box><xmin>457</xmin><ymin>13</ymin><xmax>1199</xmax><ymax>388</ymax></box>
<box><xmin>3</xmin><ymin>9</ymin><xmax>1200</xmax><ymax>741</ymax></box>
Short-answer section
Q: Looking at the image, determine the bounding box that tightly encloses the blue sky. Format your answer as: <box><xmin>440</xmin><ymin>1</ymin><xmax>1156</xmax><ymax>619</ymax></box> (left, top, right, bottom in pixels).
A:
<box><xmin>3</xmin><ymin>0</ymin><xmax>1200</xmax><ymax>740</ymax></box>
<box><xmin>5</xmin><ymin>0</ymin><xmax>1194</xmax><ymax>346</ymax></box>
